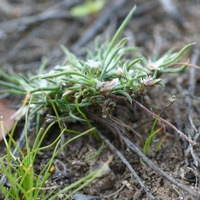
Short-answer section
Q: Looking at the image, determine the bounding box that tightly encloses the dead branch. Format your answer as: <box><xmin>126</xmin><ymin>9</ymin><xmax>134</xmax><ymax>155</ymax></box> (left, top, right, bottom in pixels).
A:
<box><xmin>98</xmin><ymin>130</ymin><xmax>156</xmax><ymax>200</ymax></box>
<box><xmin>0</xmin><ymin>9</ymin><xmax>80</xmax><ymax>35</ymax></box>
<box><xmin>159</xmin><ymin>0</ymin><xmax>185</xmax><ymax>28</ymax></box>
<box><xmin>123</xmin><ymin>135</ymin><xmax>199</xmax><ymax>198</ymax></box>
<box><xmin>72</xmin><ymin>0</ymin><xmax>160</xmax><ymax>50</ymax></box>
<box><xmin>132</xmin><ymin>98</ymin><xmax>196</xmax><ymax>145</ymax></box>
<box><xmin>184</xmin><ymin>47</ymin><xmax>200</xmax><ymax>167</ymax></box>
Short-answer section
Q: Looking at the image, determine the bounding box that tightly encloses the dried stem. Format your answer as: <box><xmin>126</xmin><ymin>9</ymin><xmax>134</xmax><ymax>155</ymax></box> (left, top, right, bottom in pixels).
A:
<box><xmin>132</xmin><ymin>98</ymin><xmax>196</xmax><ymax>145</ymax></box>
<box><xmin>97</xmin><ymin>130</ymin><xmax>156</xmax><ymax>200</ymax></box>
<box><xmin>123</xmin><ymin>135</ymin><xmax>199</xmax><ymax>198</ymax></box>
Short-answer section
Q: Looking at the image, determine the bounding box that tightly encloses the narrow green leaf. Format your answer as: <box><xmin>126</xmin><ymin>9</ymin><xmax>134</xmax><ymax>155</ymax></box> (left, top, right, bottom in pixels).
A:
<box><xmin>143</xmin><ymin>115</ymin><xmax>160</xmax><ymax>155</ymax></box>
<box><xmin>160</xmin><ymin>43</ymin><xmax>194</xmax><ymax>67</ymax></box>
<box><xmin>100</xmin><ymin>6</ymin><xmax>136</xmax><ymax>79</ymax></box>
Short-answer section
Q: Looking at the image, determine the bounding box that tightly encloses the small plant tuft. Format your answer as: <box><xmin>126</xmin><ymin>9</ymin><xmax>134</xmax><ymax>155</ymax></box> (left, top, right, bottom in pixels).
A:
<box><xmin>0</xmin><ymin>7</ymin><xmax>193</xmax><ymax>199</ymax></box>
<box><xmin>0</xmin><ymin>7</ymin><xmax>192</xmax><ymax>123</ymax></box>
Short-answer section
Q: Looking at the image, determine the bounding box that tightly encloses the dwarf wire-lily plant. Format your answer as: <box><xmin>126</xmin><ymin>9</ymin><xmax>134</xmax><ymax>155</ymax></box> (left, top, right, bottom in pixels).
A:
<box><xmin>0</xmin><ymin>7</ymin><xmax>192</xmax><ymax>124</ymax></box>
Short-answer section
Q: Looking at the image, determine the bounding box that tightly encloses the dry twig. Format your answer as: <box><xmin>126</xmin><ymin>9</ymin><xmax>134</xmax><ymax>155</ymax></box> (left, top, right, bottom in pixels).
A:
<box><xmin>123</xmin><ymin>135</ymin><xmax>199</xmax><ymax>198</ymax></box>
<box><xmin>132</xmin><ymin>98</ymin><xmax>196</xmax><ymax>145</ymax></box>
<box><xmin>98</xmin><ymin>131</ymin><xmax>156</xmax><ymax>200</ymax></box>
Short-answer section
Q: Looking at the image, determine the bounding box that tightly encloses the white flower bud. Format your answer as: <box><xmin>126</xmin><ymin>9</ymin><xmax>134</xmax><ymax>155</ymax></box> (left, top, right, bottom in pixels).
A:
<box><xmin>85</xmin><ymin>60</ymin><xmax>102</xmax><ymax>69</ymax></box>
<box><xmin>100</xmin><ymin>78</ymin><xmax>119</xmax><ymax>92</ymax></box>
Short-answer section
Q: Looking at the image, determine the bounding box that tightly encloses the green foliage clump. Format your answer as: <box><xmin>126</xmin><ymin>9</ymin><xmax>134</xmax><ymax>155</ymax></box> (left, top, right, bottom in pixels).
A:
<box><xmin>0</xmin><ymin>7</ymin><xmax>191</xmax><ymax>122</ymax></box>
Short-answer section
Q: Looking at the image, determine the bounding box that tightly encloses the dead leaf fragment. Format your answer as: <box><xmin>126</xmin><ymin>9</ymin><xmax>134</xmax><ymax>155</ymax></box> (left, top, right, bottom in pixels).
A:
<box><xmin>0</xmin><ymin>100</ymin><xmax>16</xmax><ymax>141</ymax></box>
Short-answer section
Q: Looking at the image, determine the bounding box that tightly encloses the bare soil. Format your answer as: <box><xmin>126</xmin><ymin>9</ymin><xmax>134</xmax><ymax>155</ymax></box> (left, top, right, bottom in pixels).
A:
<box><xmin>0</xmin><ymin>0</ymin><xmax>200</xmax><ymax>199</ymax></box>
